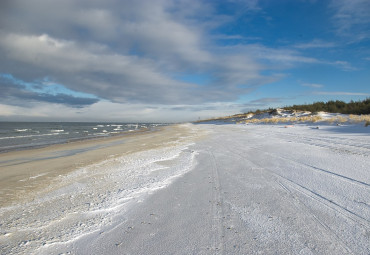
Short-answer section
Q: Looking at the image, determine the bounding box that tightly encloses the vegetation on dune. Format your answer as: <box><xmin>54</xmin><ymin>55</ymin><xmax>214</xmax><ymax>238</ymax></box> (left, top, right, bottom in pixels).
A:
<box><xmin>239</xmin><ymin>115</ymin><xmax>370</xmax><ymax>125</ymax></box>
<box><xmin>283</xmin><ymin>98</ymin><xmax>370</xmax><ymax>115</ymax></box>
<box><xmin>196</xmin><ymin>98</ymin><xmax>370</xmax><ymax>126</ymax></box>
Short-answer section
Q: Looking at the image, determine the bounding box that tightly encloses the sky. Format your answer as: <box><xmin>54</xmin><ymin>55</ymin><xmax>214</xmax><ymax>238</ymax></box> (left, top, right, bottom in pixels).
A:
<box><xmin>0</xmin><ymin>0</ymin><xmax>369</xmax><ymax>122</ymax></box>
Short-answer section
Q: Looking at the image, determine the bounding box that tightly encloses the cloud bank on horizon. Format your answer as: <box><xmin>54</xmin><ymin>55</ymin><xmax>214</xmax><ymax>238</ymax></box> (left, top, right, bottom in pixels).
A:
<box><xmin>0</xmin><ymin>0</ymin><xmax>369</xmax><ymax>122</ymax></box>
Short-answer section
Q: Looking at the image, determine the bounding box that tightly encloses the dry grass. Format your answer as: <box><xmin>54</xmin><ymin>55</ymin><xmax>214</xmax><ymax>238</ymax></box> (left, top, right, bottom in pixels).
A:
<box><xmin>296</xmin><ymin>116</ymin><xmax>323</xmax><ymax>122</ymax></box>
<box><xmin>336</xmin><ymin>116</ymin><xmax>348</xmax><ymax>123</ymax></box>
<box><xmin>241</xmin><ymin>115</ymin><xmax>347</xmax><ymax>124</ymax></box>
<box><xmin>242</xmin><ymin>114</ymin><xmax>370</xmax><ymax>125</ymax></box>
<box><xmin>211</xmin><ymin>113</ymin><xmax>370</xmax><ymax>126</ymax></box>
<box><xmin>348</xmin><ymin>114</ymin><xmax>370</xmax><ymax>123</ymax></box>
<box><xmin>326</xmin><ymin>116</ymin><xmax>348</xmax><ymax>124</ymax></box>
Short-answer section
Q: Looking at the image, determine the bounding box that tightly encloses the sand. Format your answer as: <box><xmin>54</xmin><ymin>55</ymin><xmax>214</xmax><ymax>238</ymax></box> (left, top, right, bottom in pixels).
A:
<box><xmin>0</xmin><ymin>125</ymin><xmax>205</xmax><ymax>208</ymax></box>
<box><xmin>1</xmin><ymin>123</ymin><xmax>369</xmax><ymax>254</ymax></box>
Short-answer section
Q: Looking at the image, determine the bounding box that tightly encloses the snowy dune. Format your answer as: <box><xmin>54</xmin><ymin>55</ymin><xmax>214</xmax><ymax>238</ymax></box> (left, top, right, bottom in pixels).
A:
<box><xmin>0</xmin><ymin>123</ymin><xmax>369</xmax><ymax>254</ymax></box>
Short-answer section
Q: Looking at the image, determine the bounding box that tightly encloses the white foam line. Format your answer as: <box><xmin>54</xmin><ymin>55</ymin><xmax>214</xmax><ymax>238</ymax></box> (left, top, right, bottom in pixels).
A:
<box><xmin>29</xmin><ymin>172</ymin><xmax>49</xmax><ymax>180</ymax></box>
<box><xmin>0</xmin><ymin>133</ymin><xmax>68</xmax><ymax>140</ymax></box>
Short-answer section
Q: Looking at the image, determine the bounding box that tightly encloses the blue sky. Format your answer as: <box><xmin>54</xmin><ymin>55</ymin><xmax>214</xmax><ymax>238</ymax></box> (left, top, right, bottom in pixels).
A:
<box><xmin>0</xmin><ymin>0</ymin><xmax>369</xmax><ymax>122</ymax></box>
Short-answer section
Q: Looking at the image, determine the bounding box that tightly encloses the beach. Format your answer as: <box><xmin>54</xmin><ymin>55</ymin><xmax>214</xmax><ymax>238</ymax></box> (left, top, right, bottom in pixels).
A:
<box><xmin>1</xmin><ymin>123</ymin><xmax>369</xmax><ymax>254</ymax></box>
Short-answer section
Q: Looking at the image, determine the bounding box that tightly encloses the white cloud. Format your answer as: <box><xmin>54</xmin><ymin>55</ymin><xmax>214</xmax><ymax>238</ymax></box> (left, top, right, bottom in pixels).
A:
<box><xmin>302</xmin><ymin>83</ymin><xmax>324</xmax><ymax>88</ymax></box>
<box><xmin>1</xmin><ymin>0</ymin><xmax>364</xmax><ymax>122</ymax></box>
<box><xmin>315</xmin><ymin>91</ymin><xmax>370</xmax><ymax>96</ymax></box>
<box><xmin>0</xmin><ymin>0</ymin><xmax>275</xmax><ymax>107</ymax></box>
<box><xmin>333</xmin><ymin>60</ymin><xmax>357</xmax><ymax>71</ymax></box>
<box><xmin>330</xmin><ymin>0</ymin><xmax>370</xmax><ymax>41</ymax></box>
<box><xmin>230</xmin><ymin>44</ymin><xmax>320</xmax><ymax>68</ymax></box>
<box><xmin>0</xmin><ymin>33</ymin><xmax>201</xmax><ymax>104</ymax></box>
<box><xmin>0</xmin><ymin>104</ymin><xmax>19</xmax><ymax>116</ymax></box>
<box><xmin>294</xmin><ymin>39</ymin><xmax>336</xmax><ymax>49</ymax></box>
<box><xmin>0</xmin><ymin>100</ymin><xmax>246</xmax><ymax>122</ymax></box>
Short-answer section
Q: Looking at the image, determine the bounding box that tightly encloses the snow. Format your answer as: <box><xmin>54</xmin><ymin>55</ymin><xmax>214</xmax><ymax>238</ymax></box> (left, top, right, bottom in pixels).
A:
<box><xmin>1</xmin><ymin>122</ymin><xmax>369</xmax><ymax>254</ymax></box>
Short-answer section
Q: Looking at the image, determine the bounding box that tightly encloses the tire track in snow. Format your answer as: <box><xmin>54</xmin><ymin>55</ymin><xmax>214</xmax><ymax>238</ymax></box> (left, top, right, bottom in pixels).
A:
<box><xmin>250</xmin><ymin>146</ymin><xmax>370</xmax><ymax>188</ymax></box>
<box><xmin>209</xmin><ymin>139</ymin><xmax>356</xmax><ymax>254</ymax></box>
<box><xmin>270</xmin><ymin>171</ymin><xmax>370</xmax><ymax>229</ymax></box>
<box><xmin>207</xmin><ymin>149</ymin><xmax>226</xmax><ymax>254</ymax></box>
<box><xmin>218</xmin><ymin>141</ymin><xmax>370</xmax><ymax>232</ymax></box>
<box><xmin>249</xmin><ymin>126</ymin><xmax>370</xmax><ymax>156</ymax></box>
<box><xmin>275</xmin><ymin>180</ymin><xmax>355</xmax><ymax>255</ymax></box>
<box><xmin>228</xmin><ymin>134</ymin><xmax>369</xmax><ymax>189</ymax></box>
<box><xmin>243</xmin><ymin>145</ymin><xmax>370</xmax><ymax>230</ymax></box>
<box><xmin>275</xmin><ymin>132</ymin><xmax>370</xmax><ymax>156</ymax></box>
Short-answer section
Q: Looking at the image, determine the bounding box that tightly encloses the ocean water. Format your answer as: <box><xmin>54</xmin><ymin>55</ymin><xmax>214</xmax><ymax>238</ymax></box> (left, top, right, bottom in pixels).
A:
<box><xmin>0</xmin><ymin>122</ymin><xmax>167</xmax><ymax>152</ymax></box>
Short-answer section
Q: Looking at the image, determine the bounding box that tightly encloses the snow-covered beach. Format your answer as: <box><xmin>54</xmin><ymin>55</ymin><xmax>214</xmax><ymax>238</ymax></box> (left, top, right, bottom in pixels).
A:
<box><xmin>1</xmin><ymin>122</ymin><xmax>369</xmax><ymax>254</ymax></box>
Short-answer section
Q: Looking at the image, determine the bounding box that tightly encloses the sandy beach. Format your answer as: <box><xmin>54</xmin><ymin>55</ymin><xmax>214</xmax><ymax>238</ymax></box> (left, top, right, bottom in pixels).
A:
<box><xmin>1</xmin><ymin>123</ymin><xmax>369</xmax><ymax>254</ymax></box>
<box><xmin>0</xmin><ymin>125</ymin><xmax>203</xmax><ymax>207</ymax></box>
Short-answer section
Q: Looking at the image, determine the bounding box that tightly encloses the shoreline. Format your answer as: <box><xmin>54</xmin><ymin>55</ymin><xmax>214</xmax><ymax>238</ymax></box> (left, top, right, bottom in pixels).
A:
<box><xmin>0</xmin><ymin>124</ymin><xmax>166</xmax><ymax>154</ymax></box>
<box><xmin>0</xmin><ymin>123</ymin><xmax>202</xmax><ymax>208</ymax></box>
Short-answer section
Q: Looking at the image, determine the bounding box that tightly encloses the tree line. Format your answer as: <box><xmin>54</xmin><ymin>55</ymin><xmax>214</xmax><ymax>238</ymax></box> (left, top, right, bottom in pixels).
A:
<box><xmin>282</xmin><ymin>98</ymin><xmax>370</xmax><ymax>115</ymax></box>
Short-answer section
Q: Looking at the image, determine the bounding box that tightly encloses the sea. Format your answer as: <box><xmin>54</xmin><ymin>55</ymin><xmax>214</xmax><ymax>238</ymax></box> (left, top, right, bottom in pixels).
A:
<box><xmin>0</xmin><ymin>122</ymin><xmax>168</xmax><ymax>152</ymax></box>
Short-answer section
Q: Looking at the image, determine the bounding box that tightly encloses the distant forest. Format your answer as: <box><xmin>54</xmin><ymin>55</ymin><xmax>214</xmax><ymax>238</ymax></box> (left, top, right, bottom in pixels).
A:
<box><xmin>281</xmin><ymin>98</ymin><xmax>370</xmax><ymax>115</ymax></box>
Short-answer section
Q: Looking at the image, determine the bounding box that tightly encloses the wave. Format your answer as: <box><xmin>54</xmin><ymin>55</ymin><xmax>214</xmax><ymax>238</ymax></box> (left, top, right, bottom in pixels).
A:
<box><xmin>15</xmin><ymin>129</ymin><xmax>29</xmax><ymax>132</ymax></box>
<box><xmin>50</xmin><ymin>130</ymin><xmax>64</xmax><ymax>133</ymax></box>
<box><xmin>0</xmin><ymin>133</ymin><xmax>68</xmax><ymax>140</ymax></box>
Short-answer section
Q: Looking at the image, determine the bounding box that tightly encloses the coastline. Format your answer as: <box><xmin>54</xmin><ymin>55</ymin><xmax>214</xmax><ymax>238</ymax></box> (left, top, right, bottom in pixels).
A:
<box><xmin>1</xmin><ymin>123</ymin><xmax>209</xmax><ymax>254</ymax></box>
<box><xmin>0</xmin><ymin>122</ymin><xmax>167</xmax><ymax>154</ymax></box>
<box><xmin>0</xmin><ymin>124</ymin><xmax>204</xmax><ymax>207</ymax></box>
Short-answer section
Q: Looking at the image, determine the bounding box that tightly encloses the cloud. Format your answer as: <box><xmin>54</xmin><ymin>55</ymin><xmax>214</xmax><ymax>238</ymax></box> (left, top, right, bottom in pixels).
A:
<box><xmin>333</xmin><ymin>60</ymin><xmax>357</xmax><ymax>71</ymax></box>
<box><xmin>1</xmin><ymin>0</ymin><xmax>364</xmax><ymax>122</ymax></box>
<box><xmin>314</xmin><ymin>91</ymin><xmax>370</xmax><ymax>96</ymax></box>
<box><xmin>0</xmin><ymin>74</ymin><xmax>99</xmax><ymax>107</ymax></box>
<box><xmin>0</xmin><ymin>33</ymin><xmax>205</xmax><ymax>104</ymax></box>
<box><xmin>0</xmin><ymin>0</ymin><xmax>274</xmax><ymax>107</ymax></box>
<box><xmin>225</xmin><ymin>0</ymin><xmax>261</xmax><ymax>13</ymax></box>
<box><xmin>234</xmin><ymin>44</ymin><xmax>320</xmax><ymax>67</ymax></box>
<box><xmin>302</xmin><ymin>83</ymin><xmax>324</xmax><ymax>88</ymax></box>
<box><xmin>1</xmin><ymin>0</ymin><xmax>350</xmax><ymax>112</ymax></box>
<box><xmin>330</xmin><ymin>0</ymin><xmax>370</xmax><ymax>41</ymax></box>
<box><xmin>0</xmin><ymin>0</ymin><xmax>212</xmax><ymax>68</ymax></box>
<box><xmin>240</xmin><ymin>97</ymin><xmax>285</xmax><ymax>112</ymax></box>
<box><xmin>0</xmin><ymin>101</ymin><xmax>246</xmax><ymax>123</ymax></box>
<box><xmin>249</xmin><ymin>97</ymin><xmax>284</xmax><ymax>104</ymax></box>
<box><xmin>294</xmin><ymin>39</ymin><xmax>336</xmax><ymax>49</ymax></box>
<box><xmin>212</xmin><ymin>34</ymin><xmax>261</xmax><ymax>41</ymax></box>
